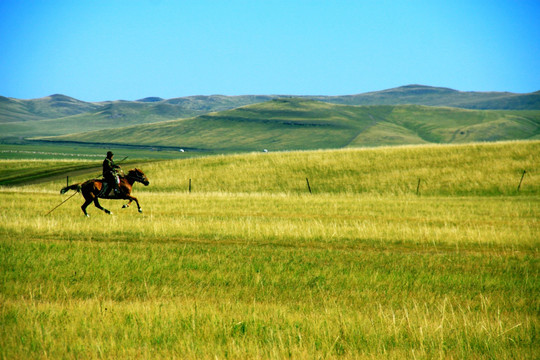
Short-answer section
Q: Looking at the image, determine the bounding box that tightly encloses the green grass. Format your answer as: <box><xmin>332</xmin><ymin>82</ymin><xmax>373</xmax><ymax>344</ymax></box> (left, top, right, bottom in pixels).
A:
<box><xmin>0</xmin><ymin>159</ymin><xmax>101</xmax><ymax>186</ymax></box>
<box><xmin>0</xmin><ymin>142</ymin><xmax>211</xmax><ymax>160</ymax></box>
<box><xmin>0</xmin><ymin>193</ymin><xmax>537</xmax><ymax>358</ymax></box>
<box><xmin>0</xmin><ymin>141</ymin><xmax>538</xmax><ymax>358</ymax></box>
<box><xmin>42</xmin><ymin>99</ymin><xmax>540</xmax><ymax>152</ymax></box>
<box><xmin>125</xmin><ymin>140</ymin><xmax>539</xmax><ymax>196</ymax></box>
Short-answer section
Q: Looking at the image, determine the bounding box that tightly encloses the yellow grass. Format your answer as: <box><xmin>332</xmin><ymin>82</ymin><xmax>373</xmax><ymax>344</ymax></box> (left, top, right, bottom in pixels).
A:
<box><xmin>1</xmin><ymin>141</ymin><xmax>538</xmax><ymax>358</ymax></box>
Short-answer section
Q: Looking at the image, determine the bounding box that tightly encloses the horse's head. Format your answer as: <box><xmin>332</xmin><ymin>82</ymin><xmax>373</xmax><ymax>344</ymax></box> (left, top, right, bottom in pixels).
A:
<box><xmin>128</xmin><ymin>168</ymin><xmax>150</xmax><ymax>186</ymax></box>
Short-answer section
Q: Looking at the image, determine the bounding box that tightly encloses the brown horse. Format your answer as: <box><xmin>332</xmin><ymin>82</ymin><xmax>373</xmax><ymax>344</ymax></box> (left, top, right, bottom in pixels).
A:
<box><xmin>60</xmin><ymin>168</ymin><xmax>149</xmax><ymax>217</ymax></box>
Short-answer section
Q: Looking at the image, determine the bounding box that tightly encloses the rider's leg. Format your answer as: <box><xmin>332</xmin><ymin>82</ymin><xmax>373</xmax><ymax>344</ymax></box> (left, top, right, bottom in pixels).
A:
<box><xmin>114</xmin><ymin>175</ymin><xmax>121</xmax><ymax>194</ymax></box>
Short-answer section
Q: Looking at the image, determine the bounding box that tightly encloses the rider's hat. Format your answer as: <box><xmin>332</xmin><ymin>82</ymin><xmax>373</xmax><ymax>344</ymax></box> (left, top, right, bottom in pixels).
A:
<box><xmin>107</xmin><ymin>151</ymin><xmax>114</xmax><ymax>157</ymax></box>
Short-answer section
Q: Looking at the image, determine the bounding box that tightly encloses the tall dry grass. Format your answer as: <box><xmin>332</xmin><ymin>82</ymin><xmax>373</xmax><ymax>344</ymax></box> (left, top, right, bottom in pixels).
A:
<box><xmin>1</xmin><ymin>141</ymin><xmax>538</xmax><ymax>358</ymax></box>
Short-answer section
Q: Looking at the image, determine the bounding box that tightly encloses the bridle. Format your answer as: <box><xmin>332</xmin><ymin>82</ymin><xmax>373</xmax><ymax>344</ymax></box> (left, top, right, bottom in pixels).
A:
<box><xmin>126</xmin><ymin>170</ymin><xmax>149</xmax><ymax>185</ymax></box>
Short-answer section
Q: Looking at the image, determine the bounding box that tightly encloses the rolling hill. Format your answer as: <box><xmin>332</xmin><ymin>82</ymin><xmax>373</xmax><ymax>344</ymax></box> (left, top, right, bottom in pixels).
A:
<box><xmin>313</xmin><ymin>84</ymin><xmax>540</xmax><ymax>110</ymax></box>
<box><xmin>0</xmin><ymin>94</ymin><xmax>276</xmax><ymax>124</ymax></box>
<box><xmin>38</xmin><ymin>98</ymin><xmax>540</xmax><ymax>152</ymax></box>
<box><xmin>3</xmin><ymin>85</ymin><xmax>539</xmax><ymax>150</ymax></box>
<box><xmin>0</xmin><ymin>94</ymin><xmax>275</xmax><ymax>140</ymax></box>
<box><xmin>2</xmin><ymin>85</ymin><xmax>539</xmax><ymax>125</ymax></box>
<box><xmin>0</xmin><ymin>94</ymin><xmax>101</xmax><ymax>123</ymax></box>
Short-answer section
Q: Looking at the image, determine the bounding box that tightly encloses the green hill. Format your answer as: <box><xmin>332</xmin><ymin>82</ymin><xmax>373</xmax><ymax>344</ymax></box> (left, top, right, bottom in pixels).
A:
<box><xmin>0</xmin><ymin>95</ymin><xmax>275</xmax><ymax>140</ymax></box>
<box><xmin>0</xmin><ymin>94</ymin><xmax>100</xmax><ymax>123</ymax></box>
<box><xmin>0</xmin><ymin>94</ymin><xmax>275</xmax><ymax>125</ymax></box>
<box><xmin>39</xmin><ymin>98</ymin><xmax>540</xmax><ymax>151</ymax></box>
<box><xmin>2</xmin><ymin>85</ymin><xmax>539</xmax><ymax>126</ymax></box>
<box><xmin>315</xmin><ymin>85</ymin><xmax>540</xmax><ymax>110</ymax></box>
<box><xmin>3</xmin><ymin>85</ymin><xmax>539</xmax><ymax>147</ymax></box>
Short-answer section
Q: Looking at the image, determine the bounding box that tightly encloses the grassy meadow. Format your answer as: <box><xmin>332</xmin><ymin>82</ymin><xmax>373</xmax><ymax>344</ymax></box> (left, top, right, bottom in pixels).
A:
<box><xmin>0</xmin><ymin>141</ymin><xmax>538</xmax><ymax>359</ymax></box>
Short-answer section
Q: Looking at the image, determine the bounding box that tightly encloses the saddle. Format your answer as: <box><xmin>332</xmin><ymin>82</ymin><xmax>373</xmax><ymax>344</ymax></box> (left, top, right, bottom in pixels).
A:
<box><xmin>98</xmin><ymin>179</ymin><xmax>120</xmax><ymax>198</ymax></box>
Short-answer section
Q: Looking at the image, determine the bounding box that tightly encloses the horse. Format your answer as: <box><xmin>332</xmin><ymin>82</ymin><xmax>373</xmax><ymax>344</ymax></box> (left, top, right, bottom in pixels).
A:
<box><xmin>60</xmin><ymin>168</ymin><xmax>149</xmax><ymax>217</ymax></box>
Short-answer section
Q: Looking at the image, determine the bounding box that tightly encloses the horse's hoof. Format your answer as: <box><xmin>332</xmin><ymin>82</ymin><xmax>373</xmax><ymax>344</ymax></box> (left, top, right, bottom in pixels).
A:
<box><xmin>122</xmin><ymin>204</ymin><xmax>128</xmax><ymax>209</ymax></box>
<box><xmin>138</xmin><ymin>208</ymin><xmax>143</xmax><ymax>213</ymax></box>
<box><xmin>85</xmin><ymin>214</ymin><xmax>90</xmax><ymax>218</ymax></box>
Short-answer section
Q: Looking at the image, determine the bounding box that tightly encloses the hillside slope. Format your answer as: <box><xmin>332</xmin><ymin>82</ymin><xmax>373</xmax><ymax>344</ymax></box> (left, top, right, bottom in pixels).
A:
<box><xmin>0</xmin><ymin>101</ymin><xmax>203</xmax><ymax>139</ymax></box>
<box><xmin>39</xmin><ymin>98</ymin><xmax>540</xmax><ymax>151</ymax></box>
<box><xmin>0</xmin><ymin>94</ymin><xmax>274</xmax><ymax>124</ymax></box>
<box><xmin>0</xmin><ymin>94</ymin><xmax>100</xmax><ymax>123</ymax></box>
<box><xmin>3</xmin><ymin>86</ymin><xmax>539</xmax><ymax>145</ymax></box>
<box><xmin>0</xmin><ymin>95</ymin><xmax>276</xmax><ymax>140</ymax></box>
<box><xmin>315</xmin><ymin>85</ymin><xmax>540</xmax><ymax>110</ymax></box>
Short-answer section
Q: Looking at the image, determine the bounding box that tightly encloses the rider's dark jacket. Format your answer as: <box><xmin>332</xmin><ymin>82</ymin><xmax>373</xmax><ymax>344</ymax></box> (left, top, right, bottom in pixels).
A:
<box><xmin>102</xmin><ymin>157</ymin><xmax>119</xmax><ymax>183</ymax></box>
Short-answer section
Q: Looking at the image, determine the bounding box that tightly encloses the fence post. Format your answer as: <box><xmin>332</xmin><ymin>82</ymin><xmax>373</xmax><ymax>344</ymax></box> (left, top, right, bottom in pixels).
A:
<box><xmin>517</xmin><ymin>170</ymin><xmax>526</xmax><ymax>192</ymax></box>
<box><xmin>306</xmin><ymin>177</ymin><xmax>312</xmax><ymax>194</ymax></box>
<box><xmin>416</xmin><ymin>178</ymin><xmax>421</xmax><ymax>195</ymax></box>
<box><xmin>189</xmin><ymin>178</ymin><xmax>192</xmax><ymax>193</ymax></box>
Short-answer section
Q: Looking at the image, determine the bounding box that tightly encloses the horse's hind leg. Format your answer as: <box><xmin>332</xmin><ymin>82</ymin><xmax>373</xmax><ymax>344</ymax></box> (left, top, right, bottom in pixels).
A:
<box><xmin>94</xmin><ymin>198</ymin><xmax>112</xmax><ymax>215</ymax></box>
<box><xmin>81</xmin><ymin>198</ymin><xmax>92</xmax><ymax>217</ymax></box>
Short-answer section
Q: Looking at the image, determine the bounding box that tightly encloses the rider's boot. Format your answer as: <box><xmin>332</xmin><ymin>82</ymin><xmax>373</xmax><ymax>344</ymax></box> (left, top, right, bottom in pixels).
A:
<box><xmin>114</xmin><ymin>176</ymin><xmax>121</xmax><ymax>195</ymax></box>
<box><xmin>113</xmin><ymin>182</ymin><xmax>121</xmax><ymax>196</ymax></box>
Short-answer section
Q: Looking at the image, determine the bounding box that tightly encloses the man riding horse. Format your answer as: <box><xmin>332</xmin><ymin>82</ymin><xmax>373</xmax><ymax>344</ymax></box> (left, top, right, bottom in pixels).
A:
<box><xmin>60</xmin><ymin>155</ymin><xmax>150</xmax><ymax>216</ymax></box>
<box><xmin>103</xmin><ymin>151</ymin><xmax>121</xmax><ymax>195</ymax></box>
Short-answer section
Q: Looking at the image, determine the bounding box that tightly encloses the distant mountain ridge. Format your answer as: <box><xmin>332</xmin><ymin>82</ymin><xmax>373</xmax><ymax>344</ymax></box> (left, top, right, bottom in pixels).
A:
<box><xmin>0</xmin><ymin>94</ymin><xmax>101</xmax><ymax>122</ymax></box>
<box><xmin>137</xmin><ymin>97</ymin><xmax>164</xmax><ymax>103</ymax></box>
<box><xmin>2</xmin><ymin>85</ymin><xmax>540</xmax><ymax>148</ymax></box>
<box><xmin>2</xmin><ymin>84</ymin><xmax>540</xmax><ymax>124</ymax></box>
<box><xmin>311</xmin><ymin>85</ymin><xmax>540</xmax><ymax>110</ymax></box>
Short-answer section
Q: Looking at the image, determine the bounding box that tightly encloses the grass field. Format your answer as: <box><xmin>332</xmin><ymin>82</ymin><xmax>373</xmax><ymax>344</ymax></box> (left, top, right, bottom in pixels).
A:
<box><xmin>0</xmin><ymin>141</ymin><xmax>538</xmax><ymax>359</ymax></box>
<box><xmin>0</xmin><ymin>142</ymin><xmax>213</xmax><ymax>185</ymax></box>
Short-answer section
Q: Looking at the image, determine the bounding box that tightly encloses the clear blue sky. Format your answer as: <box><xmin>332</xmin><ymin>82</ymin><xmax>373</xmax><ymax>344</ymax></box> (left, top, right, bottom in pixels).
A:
<box><xmin>1</xmin><ymin>0</ymin><xmax>539</xmax><ymax>101</ymax></box>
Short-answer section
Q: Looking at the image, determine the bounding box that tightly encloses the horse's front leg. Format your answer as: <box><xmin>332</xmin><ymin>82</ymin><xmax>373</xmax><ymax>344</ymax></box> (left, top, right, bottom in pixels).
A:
<box><xmin>122</xmin><ymin>199</ymin><xmax>133</xmax><ymax>209</ymax></box>
<box><xmin>124</xmin><ymin>195</ymin><xmax>142</xmax><ymax>213</ymax></box>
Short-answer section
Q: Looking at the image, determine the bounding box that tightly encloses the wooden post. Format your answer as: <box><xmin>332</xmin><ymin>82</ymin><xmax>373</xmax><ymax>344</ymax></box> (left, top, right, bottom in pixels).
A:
<box><xmin>189</xmin><ymin>178</ymin><xmax>192</xmax><ymax>193</ymax></box>
<box><xmin>517</xmin><ymin>170</ymin><xmax>526</xmax><ymax>192</ymax></box>
<box><xmin>306</xmin><ymin>177</ymin><xmax>312</xmax><ymax>194</ymax></box>
<box><xmin>416</xmin><ymin>178</ymin><xmax>421</xmax><ymax>195</ymax></box>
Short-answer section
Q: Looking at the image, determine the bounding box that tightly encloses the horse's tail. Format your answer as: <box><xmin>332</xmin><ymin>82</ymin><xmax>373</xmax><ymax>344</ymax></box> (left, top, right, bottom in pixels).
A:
<box><xmin>60</xmin><ymin>183</ymin><xmax>82</xmax><ymax>194</ymax></box>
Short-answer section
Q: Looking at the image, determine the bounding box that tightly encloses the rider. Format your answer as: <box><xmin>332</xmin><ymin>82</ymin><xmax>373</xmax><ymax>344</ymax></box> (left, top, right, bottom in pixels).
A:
<box><xmin>102</xmin><ymin>151</ymin><xmax>121</xmax><ymax>195</ymax></box>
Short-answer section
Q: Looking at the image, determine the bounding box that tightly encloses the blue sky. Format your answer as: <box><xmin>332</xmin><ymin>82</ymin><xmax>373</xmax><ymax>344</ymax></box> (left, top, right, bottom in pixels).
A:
<box><xmin>1</xmin><ymin>0</ymin><xmax>539</xmax><ymax>101</ymax></box>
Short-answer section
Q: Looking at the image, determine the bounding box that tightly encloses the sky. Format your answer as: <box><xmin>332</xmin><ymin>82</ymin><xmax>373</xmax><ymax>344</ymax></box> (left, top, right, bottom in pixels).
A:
<box><xmin>1</xmin><ymin>0</ymin><xmax>539</xmax><ymax>102</ymax></box>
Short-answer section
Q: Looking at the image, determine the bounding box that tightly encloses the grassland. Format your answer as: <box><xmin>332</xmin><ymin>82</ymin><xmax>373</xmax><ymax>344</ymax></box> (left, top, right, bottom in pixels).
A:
<box><xmin>0</xmin><ymin>141</ymin><xmax>538</xmax><ymax>359</ymax></box>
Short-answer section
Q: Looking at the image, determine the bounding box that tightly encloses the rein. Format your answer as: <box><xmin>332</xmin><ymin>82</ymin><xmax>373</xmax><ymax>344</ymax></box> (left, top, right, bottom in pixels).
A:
<box><xmin>125</xmin><ymin>171</ymin><xmax>145</xmax><ymax>184</ymax></box>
